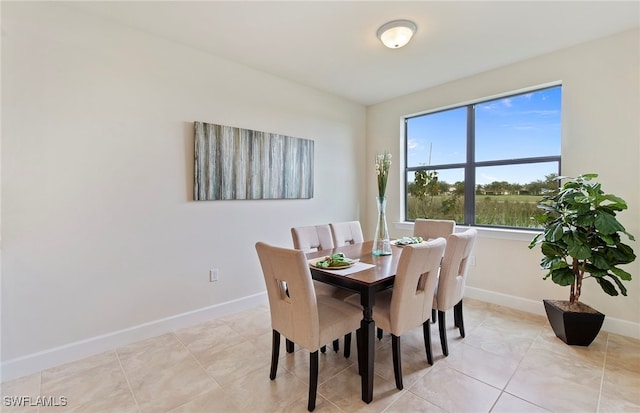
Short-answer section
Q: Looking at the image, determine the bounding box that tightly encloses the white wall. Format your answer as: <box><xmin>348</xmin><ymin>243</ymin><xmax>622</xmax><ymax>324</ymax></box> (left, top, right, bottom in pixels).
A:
<box><xmin>1</xmin><ymin>3</ymin><xmax>366</xmax><ymax>364</ymax></box>
<box><xmin>366</xmin><ymin>29</ymin><xmax>640</xmax><ymax>332</ymax></box>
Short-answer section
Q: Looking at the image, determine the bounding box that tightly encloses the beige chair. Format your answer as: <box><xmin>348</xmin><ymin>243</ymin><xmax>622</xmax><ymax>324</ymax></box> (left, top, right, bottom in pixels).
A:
<box><xmin>291</xmin><ymin>224</ymin><xmax>356</xmax><ymax>354</ymax></box>
<box><xmin>291</xmin><ymin>224</ymin><xmax>334</xmax><ymax>253</ymax></box>
<box><xmin>413</xmin><ymin>218</ymin><xmax>456</xmax><ymax>240</ymax></box>
<box><xmin>329</xmin><ymin>221</ymin><xmax>364</xmax><ymax>247</ymax></box>
<box><xmin>413</xmin><ymin>218</ymin><xmax>456</xmax><ymax>324</ymax></box>
<box><xmin>434</xmin><ymin>228</ymin><xmax>478</xmax><ymax>356</ymax></box>
<box><xmin>255</xmin><ymin>242</ymin><xmax>362</xmax><ymax>411</ymax></box>
<box><xmin>362</xmin><ymin>238</ymin><xmax>446</xmax><ymax>390</ymax></box>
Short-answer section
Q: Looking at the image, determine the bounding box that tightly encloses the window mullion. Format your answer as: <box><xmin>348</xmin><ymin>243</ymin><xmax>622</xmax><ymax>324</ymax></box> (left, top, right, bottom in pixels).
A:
<box><xmin>465</xmin><ymin>105</ymin><xmax>476</xmax><ymax>225</ymax></box>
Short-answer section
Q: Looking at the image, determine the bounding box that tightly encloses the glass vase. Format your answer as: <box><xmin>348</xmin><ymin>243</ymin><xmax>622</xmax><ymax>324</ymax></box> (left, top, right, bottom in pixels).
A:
<box><xmin>372</xmin><ymin>196</ymin><xmax>392</xmax><ymax>256</ymax></box>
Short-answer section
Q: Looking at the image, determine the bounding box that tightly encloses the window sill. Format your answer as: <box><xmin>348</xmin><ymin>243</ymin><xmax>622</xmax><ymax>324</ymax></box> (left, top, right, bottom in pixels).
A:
<box><xmin>392</xmin><ymin>221</ymin><xmax>540</xmax><ymax>242</ymax></box>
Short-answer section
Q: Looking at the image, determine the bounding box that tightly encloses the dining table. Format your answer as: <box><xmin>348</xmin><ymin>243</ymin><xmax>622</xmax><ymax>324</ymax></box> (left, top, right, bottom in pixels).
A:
<box><xmin>306</xmin><ymin>240</ymin><xmax>403</xmax><ymax>404</ymax></box>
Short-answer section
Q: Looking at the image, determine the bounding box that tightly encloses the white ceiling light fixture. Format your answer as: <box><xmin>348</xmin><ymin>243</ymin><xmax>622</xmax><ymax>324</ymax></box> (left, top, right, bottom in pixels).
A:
<box><xmin>376</xmin><ymin>19</ymin><xmax>417</xmax><ymax>49</ymax></box>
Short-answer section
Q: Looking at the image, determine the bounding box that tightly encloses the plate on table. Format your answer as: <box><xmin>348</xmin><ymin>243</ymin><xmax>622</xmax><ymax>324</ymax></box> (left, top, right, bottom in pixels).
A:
<box><xmin>391</xmin><ymin>236</ymin><xmax>425</xmax><ymax>246</ymax></box>
<box><xmin>309</xmin><ymin>256</ymin><xmax>358</xmax><ymax>270</ymax></box>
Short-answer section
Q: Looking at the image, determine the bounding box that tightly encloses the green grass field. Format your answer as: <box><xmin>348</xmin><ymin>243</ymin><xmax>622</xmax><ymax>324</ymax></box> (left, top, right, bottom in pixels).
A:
<box><xmin>407</xmin><ymin>194</ymin><xmax>542</xmax><ymax>228</ymax></box>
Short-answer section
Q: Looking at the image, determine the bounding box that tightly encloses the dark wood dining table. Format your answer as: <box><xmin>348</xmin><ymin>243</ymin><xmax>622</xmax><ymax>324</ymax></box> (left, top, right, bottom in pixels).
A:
<box><xmin>306</xmin><ymin>240</ymin><xmax>402</xmax><ymax>404</ymax></box>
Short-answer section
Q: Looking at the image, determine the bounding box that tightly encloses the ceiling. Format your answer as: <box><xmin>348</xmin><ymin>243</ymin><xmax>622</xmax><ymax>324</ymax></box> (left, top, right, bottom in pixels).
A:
<box><xmin>65</xmin><ymin>1</ymin><xmax>639</xmax><ymax>106</ymax></box>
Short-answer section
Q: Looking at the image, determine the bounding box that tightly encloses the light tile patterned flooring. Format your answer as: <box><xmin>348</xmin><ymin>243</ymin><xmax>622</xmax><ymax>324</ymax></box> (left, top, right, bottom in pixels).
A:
<box><xmin>2</xmin><ymin>298</ymin><xmax>639</xmax><ymax>412</ymax></box>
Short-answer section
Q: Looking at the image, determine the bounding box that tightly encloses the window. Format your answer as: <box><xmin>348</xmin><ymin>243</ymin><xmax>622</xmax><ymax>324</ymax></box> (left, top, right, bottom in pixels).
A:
<box><xmin>405</xmin><ymin>85</ymin><xmax>561</xmax><ymax>229</ymax></box>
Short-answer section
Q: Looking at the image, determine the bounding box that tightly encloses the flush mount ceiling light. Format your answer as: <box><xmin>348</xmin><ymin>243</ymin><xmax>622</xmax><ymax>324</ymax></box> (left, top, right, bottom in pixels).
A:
<box><xmin>376</xmin><ymin>19</ymin><xmax>417</xmax><ymax>49</ymax></box>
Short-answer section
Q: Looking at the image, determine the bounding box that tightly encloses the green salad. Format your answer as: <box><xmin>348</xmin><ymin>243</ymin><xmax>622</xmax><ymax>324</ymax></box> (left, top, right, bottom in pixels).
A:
<box><xmin>314</xmin><ymin>253</ymin><xmax>353</xmax><ymax>268</ymax></box>
<box><xmin>394</xmin><ymin>236</ymin><xmax>424</xmax><ymax>246</ymax></box>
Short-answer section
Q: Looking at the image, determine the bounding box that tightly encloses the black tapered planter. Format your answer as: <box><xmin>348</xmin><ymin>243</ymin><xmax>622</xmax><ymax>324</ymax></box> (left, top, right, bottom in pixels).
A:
<box><xmin>543</xmin><ymin>299</ymin><xmax>605</xmax><ymax>346</ymax></box>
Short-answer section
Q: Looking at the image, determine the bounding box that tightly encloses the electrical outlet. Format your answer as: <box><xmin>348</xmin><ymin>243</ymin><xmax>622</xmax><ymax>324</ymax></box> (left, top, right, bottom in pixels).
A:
<box><xmin>209</xmin><ymin>268</ymin><xmax>219</xmax><ymax>282</ymax></box>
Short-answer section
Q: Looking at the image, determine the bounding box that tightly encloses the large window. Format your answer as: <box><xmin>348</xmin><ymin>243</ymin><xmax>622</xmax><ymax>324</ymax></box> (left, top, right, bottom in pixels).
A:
<box><xmin>405</xmin><ymin>85</ymin><xmax>561</xmax><ymax>229</ymax></box>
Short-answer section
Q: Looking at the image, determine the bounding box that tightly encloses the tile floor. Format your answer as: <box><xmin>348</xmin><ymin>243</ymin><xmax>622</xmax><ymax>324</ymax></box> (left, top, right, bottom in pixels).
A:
<box><xmin>2</xmin><ymin>298</ymin><xmax>639</xmax><ymax>412</ymax></box>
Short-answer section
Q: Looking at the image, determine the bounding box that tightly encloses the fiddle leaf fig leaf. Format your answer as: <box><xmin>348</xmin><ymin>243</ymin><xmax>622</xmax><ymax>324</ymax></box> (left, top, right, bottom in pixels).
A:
<box><xmin>595</xmin><ymin>211</ymin><xmax>624</xmax><ymax>234</ymax></box>
<box><xmin>608</xmin><ymin>274</ymin><xmax>628</xmax><ymax>296</ymax></box>
<box><xmin>550</xmin><ymin>267</ymin><xmax>575</xmax><ymax>286</ymax></box>
<box><xmin>542</xmin><ymin>223</ymin><xmax>564</xmax><ymax>243</ymax></box>
<box><xmin>566</xmin><ymin>232</ymin><xmax>592</xmax><ymax>259</ymax></box>
<box><xmin>541</xmin><ymin>256</ymin><xmax>567</xmax><ymax>270</ymax></box>
<box><xmin>596</xmin><ymin>277</ymin><xmax>619</xmax><ymax>296</ymax></box>
<box><xmin>541</xmin><ymin>242</ymin><xmax>565</xmax><ymax>257</ymax></box>
<box><xmin>600</xmin><ymin>194</ymin><xmax>628</xmax><ymax>210</ymax></box>
<box><xmin>610</xmin><ymin>266</ymin><xmax>632</xmax><ymax>281</ymax></box>
<box><xmin>590</xmin><ymin>252</ymin><xmax>611</xmax><ymax>270</ymax></box>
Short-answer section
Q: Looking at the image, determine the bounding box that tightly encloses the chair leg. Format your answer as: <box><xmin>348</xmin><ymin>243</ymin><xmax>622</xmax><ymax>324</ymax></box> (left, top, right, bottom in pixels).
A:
<box><xmin>270</xmin><ymin>330</ymin><xmax>280</xmax><ymax>380</ymax></box>
<box><xmin>377</xmin><ymin>327</ymin><xmax>383</xmax><ymax>340</ymax></box>
<box><xmin>308</xmin><ymin>350</ymin><xmax>319</xmax><ymax>411</ymax></box>
<box><xmin>431</xmin><ymin>308</ymin><xmax>436</xmax><ymax>324</ymax></box>
<box><xmin>321</xmin><ymin>345</ymin><xmax>326</xmax><ymax>353</ymax></box>
<box><xmin>454</xmin><ymin>300</ymin><xmax>465</xmax><ymax>338</ymax></box>
<box><xmin>391</xmin><ymin>334</ymin><xmax>403</xmax><ymax>390</ymax></box>
<box><xmin>422</xmin><ymin>320</ymin><xmax>433</xmax><ymax>365</ymax></box>
<box><xmin>344</xmin><ymin>333</ymin><xmax>352</xmax><ymax>359</ymax></box>
<box><xmin>438</xmin><ymin>310</ymin><xmax>448</xmax><ymax>357</ymax></box>
<box><xmin>286</xmin><ymin>339</ymin><xmax>294</xmax><ymax>353</ymax></box>
<box><xmin>333</xmin><ymin>339</ymin><xmax>339</xmax><ymax>352</ymax></box>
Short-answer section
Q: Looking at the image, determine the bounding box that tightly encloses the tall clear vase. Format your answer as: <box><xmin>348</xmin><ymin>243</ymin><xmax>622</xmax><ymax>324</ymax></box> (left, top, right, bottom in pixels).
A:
<box><xmin>372</xmin><ymin>196</ymin><xmax>392</xmax><ymax>256</ymax></box>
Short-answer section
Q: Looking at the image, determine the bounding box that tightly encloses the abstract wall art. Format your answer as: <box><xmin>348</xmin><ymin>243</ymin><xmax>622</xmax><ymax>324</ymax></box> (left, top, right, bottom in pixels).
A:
<box><xmin>194</xmin><ymin>121</ymin><xmax>314</xmax><ymax>200</ymax></box>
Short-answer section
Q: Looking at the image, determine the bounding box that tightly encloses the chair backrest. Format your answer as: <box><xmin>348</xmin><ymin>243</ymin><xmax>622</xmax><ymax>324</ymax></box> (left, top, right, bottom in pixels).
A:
<box><xmin>388</xmin><ymin>238</ymin><xmax>447</xmax><ymax>335</ymax></box>
<box><xmin>255</xmin><ymin>242</ymin><xmax>320</xmax><ymax>350</ymax></box>
<box><xmin>330</xmin><ymin>221</ymin><xmax>364</xmax><ymax>247</ymax></box>
<box><xmin>435</xmin><ymin>229</ymin><xmax>478</xmax><ymax>311</ymax></box>
<box><xmin>413</xmin><ymin>219</ymin><xmax>456</xmax><ymax>240</ymax></box>
<box><xmin>291</xmin><ymin>225</ymin><xmax>334</xmax><ymax>252</ymax></box>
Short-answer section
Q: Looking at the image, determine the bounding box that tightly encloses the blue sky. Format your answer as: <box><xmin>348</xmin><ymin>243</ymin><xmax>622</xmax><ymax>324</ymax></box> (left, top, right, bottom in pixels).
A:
<box><xmin>406</xmin><ymin>86</ymin><xmax>561</xmax><ymax>185</ymax></box>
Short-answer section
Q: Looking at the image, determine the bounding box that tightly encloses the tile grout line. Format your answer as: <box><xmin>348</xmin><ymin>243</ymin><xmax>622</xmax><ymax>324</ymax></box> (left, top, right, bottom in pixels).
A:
<box><xmin>114</xmin><ymin>349</ymin><xmax>142</xmax><ymax>413</ymax></box>
<box><xmin>170</xmin><ymin>331</ymin><xmax>246</xmax><ymax>412</ymax></box>
<box><xmin>496</xmin><ymin>330</ymin><xmax>552</xmax><ymax>412</ymax></box>
<box><xmin>595</xmin><ymin>333</ymin><xmax>609</xmax><ymax>413</ymax></box>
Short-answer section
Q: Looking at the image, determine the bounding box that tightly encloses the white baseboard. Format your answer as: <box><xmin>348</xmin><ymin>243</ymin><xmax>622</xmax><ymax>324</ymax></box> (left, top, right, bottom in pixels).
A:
<box><xmin>1</xmin><ymin>292</ymin><xmax>268</xmax><ymax>383</ymax></box>
<box><xmin>465</xmin><ymin>286</ymin><xmax>640</xmax><ymax>340</ymax></box>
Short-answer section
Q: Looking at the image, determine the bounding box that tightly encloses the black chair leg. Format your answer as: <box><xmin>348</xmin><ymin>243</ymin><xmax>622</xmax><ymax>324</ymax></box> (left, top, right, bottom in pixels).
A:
<box><xmin>438</xmin><ymin>310</ymin><xmax>448</xmax><ymax>356</ymax></box>
<box><xmin>431</xmin><ymin>308</ymin><xmax>436</xmax><ymax>324</ymax></box>
<box><xmin>321</xmin><ymin>345</ymin><xmax>326</xmax><ymax>353</ymax></box>
<box><xmin>391</xmin><ymin>334</ymin><xmax>403</xmax><ymax>390</ymax></box>
<box><xmin>423</xmin><ymin>320</ymin><xmax>433</xmax><ymax>365</ymax></box>
<box><xmin>286</xmin><ymin>338</ymin><xmax>294</xmax><ymax>353</ymax></box>
<box><xmin>308</xmin><ymin>350</ymin><xmax>319</xmax><ymax>411</ymax></box>
<box><xmin>377</xmin><ymin>327</ymin><xmax>383</xmax><ymax>340</ymax></box>
<box><xmin>333</xmin><ymin>339</ymin><xmax>339</xmax><ymax>352</ymax></box>
<box><xmin>454</xmin><ymin>300</ymin><xmax>465</xmax><ymax>338</ymax></box>
<box><xmin>270</xmin><ymin>330</ymin><xmax>280</xmax><ymax>379</ymax></box>
<box><xmin>344</xmin><ymin>333</ymin><xmax>352</xmax><ymax>359</ymax></box>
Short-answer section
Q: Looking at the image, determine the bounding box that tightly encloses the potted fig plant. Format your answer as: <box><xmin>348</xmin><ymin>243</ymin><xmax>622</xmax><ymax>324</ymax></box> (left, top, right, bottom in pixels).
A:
<box><xmin>529</xmin><ymin>173</ymin><xmax>636</xmax><ymax>346</ymax></box>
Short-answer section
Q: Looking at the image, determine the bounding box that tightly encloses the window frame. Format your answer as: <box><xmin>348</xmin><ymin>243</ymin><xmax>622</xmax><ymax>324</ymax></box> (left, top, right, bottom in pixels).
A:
<box><xmin>403</xmin><ymin>83</ymin><xmax>562</xmax><ymax>230</ymax></box>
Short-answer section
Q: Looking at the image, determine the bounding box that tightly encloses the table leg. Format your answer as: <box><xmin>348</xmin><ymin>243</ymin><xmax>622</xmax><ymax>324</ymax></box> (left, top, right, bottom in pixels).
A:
<box><xmin>358</xmin><ymin>292</ymin><xmax>375</xmax><ymax>404</ymax></box>
<box><xmin>360</xmin><ymin>314</ymin><xmax>375</xmax><ymax>403</ymax></box>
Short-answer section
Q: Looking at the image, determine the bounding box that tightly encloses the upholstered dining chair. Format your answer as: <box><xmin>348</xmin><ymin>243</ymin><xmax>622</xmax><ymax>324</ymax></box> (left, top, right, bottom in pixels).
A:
<box><xmin>350</xmin><ymin>238</ymin><xmax>446</xmax><ymax>390</ymax></box>
<box><xmin>413</xmin><ymin>218</ymin><xmax>456</xmax><ymax>324</ymax></box>
<box><xmin>329</xmin><ymin>221</ymin><xmax>364</xmax><ymax>247</ymax></box>
<box><xmin>376</xmin><ymin>219</ymin><xmax>456</xmax><ymax>341</ymax></box>
<box><xmin>413</xmin><ymin>218</ymin><xmax>456</xmax><ymax>240</ymax></box>
<box><xmin>291</xmin><ymin>224</ymin><xmax>334</xmax><ymax>253</ymax></box>
<box><xmin>255</xmin><ymin>242</ymin><xmax>363</xmax><ymax>411</ymax></box>
<box><xmin>291</xmin><ymin>224</ymin><xmax>356</xmax><ymax>354</ymax></box>
<box><xmin>434</xmin><ymin>228</ymin><xmax>478</xmax><ymax>356</ymax></box>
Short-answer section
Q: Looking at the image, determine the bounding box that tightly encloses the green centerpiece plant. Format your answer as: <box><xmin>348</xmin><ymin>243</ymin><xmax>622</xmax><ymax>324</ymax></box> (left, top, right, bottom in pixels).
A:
<box><xmin>528</xmin><ymin>173</ymin><xmax>636</xmax><ymax>345</ymax></box>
